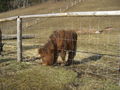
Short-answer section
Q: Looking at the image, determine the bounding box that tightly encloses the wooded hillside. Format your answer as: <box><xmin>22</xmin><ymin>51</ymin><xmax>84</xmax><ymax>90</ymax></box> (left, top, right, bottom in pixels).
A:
<box><xmin>0</xmin><ymin>0</ymin><xmax>65</xmax><ymax>12</ymax></box>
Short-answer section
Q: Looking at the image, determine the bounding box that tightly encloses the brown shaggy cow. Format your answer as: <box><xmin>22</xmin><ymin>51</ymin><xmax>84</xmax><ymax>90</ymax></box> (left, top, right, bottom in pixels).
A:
<box><xmin>38</xmin><ymin>30</ymin><xmax>77</xmax><ymax>66</ymax></box>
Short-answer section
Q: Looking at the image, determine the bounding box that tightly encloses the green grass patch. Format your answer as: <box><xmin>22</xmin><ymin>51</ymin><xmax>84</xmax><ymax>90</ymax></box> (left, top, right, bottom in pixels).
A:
<box><xmin>0</xmin><ymin>65</ymin><xmax>77</xmax><ymax>90</ymax></box>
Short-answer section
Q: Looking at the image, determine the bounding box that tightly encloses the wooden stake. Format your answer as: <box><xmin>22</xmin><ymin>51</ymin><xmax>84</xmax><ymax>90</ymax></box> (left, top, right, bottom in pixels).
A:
<box><xmin>17</xmin><ymin>16</ymin><xmax>22</xmax><ymax>62</ymax></box>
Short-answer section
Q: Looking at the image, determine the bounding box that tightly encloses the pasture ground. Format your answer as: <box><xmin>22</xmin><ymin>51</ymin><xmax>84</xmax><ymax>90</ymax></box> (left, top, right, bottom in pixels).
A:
<box><xmin>0</xmin><ymin>30</ymin><xmax>120</xmax><ymax>90</ymax></box>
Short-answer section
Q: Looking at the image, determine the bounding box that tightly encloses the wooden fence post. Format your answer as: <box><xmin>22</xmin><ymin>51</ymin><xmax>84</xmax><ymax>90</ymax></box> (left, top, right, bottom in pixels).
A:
<box><xmin>17</xmin><ymin>16</ymin><xmax>22</xmax><ymax>62</ymax></box>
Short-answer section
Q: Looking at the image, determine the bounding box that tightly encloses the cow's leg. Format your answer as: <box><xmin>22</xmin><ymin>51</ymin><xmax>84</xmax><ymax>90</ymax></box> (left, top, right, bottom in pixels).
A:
<box><xmin>1</xmin><ymin>43</ymin><xmax>4</xmax><ymax>51</ymax></box>
<box><xmin>66</xmin><ymin>35</ymin><xmax>77</xmax><ymax>65</ymax></box>
<box><xmin>60</xmin><ymin>50</ymin><xmax>66</xmax><ymax>64</ymax></box>
<box><xmin>0</xmin><ymin>43</ymin><xmax>3</xmax><ymax>55</ymax></box>
<box><xmin>54</xmin><ymin>51</ymin><xmax>59</xmax><ymax>65</ymax></box>
<box><xmin>66</xmin><ymin>51</ymin><xmax>76</xmax><ymax>66</ymax></box>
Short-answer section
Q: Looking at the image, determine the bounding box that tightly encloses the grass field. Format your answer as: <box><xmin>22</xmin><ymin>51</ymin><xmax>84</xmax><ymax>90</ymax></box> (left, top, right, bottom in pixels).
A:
<box><xmin>0</xmin><ymin>0</ymin><xmax>120</xmax><ymax>90</ymax></box>
<box><xmin>0</xmin><ymin>29</ymin><xmax>120</xmax><ymax>90</ymax></box>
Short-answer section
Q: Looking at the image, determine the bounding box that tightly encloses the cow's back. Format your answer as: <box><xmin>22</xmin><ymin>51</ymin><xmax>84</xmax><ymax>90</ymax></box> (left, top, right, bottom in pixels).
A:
<box><xmin>50</xmin><ymin>30</ymin><xmax>77</xmax><ymax>51</ymax></box>
<box><xmin>64</xmin><ymin>31</ymin><xmax>77</xmax><ymax>50</ymax></box>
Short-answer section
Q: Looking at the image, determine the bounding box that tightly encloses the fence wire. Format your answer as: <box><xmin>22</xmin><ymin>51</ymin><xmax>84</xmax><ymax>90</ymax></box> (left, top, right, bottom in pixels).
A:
<box><xmin>21</xmin><ymin>16</ymin><xmax>120</xmax><ymax>86</ymax></box>
<box><xmin>0</xmin><ymin>14</ymin><xmax>120</xmax><ymax>88</ymax></box>
<box><xmin>0</xmin><ymin>20</ymin><xmax>17</xmax><ymax>60</ymax></box>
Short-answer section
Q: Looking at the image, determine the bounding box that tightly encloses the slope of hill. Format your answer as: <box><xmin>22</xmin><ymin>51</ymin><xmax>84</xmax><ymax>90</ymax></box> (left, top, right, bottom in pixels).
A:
<box><xmin>0</xmin><ymin>0</ymin><xmax>74</xmax><ymax>18</ymax></box>
<box><xmin>0</xmin><ymin>0</ymin><xmax>120</xmax><ymax>33</ymax></box>
<box><xmin>0</xmin><ymin>0</ymin><xmax>120</xmax><ymax>18</ymax></box>
<box><xmin>67</xmin><ymin>0</ymin><xmax>120</xmax><ymax>11</ymax></box>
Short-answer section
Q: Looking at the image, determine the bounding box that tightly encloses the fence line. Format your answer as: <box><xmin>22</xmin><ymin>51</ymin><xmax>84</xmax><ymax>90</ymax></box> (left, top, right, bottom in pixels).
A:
<box><xmin>20</xmin><ymin>10</ymin><xmax>120</xmax><ymax>18</ymax></box>
<box><xmin>1</xmin><ymin>10</ymin><xmax>120</xmax><ymax>22</ymax></box>
<box><xmin>37</xmin><ymin>44</ymin><xmax>120</xmax><ymax>58</ymax></box>
<box><xmin>21</xmin><ymin>0</ymin><xmax>85</xmax><ymax>29</ymax></box>
<box><xmin>0</xmin><ymin>16</ymin><xmax>17</xmax><ymax>22</ymax></box>
<box><xmin>0</xmin><ymin>10</ymin><xmax>120</xmax><ymax>62</ymax></box>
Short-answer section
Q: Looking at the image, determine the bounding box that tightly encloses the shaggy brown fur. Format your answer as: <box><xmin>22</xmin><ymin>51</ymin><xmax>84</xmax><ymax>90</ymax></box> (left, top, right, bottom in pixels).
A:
<box><xmin>38</xmin><ymin>40</ymin><xmax>56</xmax><ymax>65</ymax></box>
<box><xmin>38</xmin><ymin>30</ymin><xmax>77</xmax><ymax>66</ymax></box>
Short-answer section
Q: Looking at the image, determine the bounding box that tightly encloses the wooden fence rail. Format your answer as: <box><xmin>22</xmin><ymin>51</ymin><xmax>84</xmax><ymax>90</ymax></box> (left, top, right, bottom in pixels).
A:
<box><xmin>0</xmin><ymin>10</ymin><xmax>120</xmax><ymax>62</ymax></box>
<box><xmin>0</xmin><ymin>10</ymin><xmax>120</xmax><ymax>22</ymax></box>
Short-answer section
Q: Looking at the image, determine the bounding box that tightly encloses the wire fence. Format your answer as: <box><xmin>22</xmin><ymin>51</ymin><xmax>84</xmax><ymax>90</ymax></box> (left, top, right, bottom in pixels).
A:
<box><xmin>0</xmin><ymin>11</ymin><xmax>120</xmax><ymax>87</ymax></box>
<box><xmin>22</xmin><ymin>15</ymin><xmax>120</xmax><ymax>86</ymax></box>
<box><xmin>0</xmin><ymin>20</ymin><xmax>17</xmax><ymax>60</ymax></box>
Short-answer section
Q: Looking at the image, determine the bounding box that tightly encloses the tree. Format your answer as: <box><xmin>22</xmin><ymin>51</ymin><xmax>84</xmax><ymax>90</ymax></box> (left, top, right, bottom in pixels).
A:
<box><xmin>0</xmin><ymin>0</ymin><xmax>61</xmax><ymax>13</ymax></box>
<box><xmin>0</xmin><ymin>0</ymin><xmax>10</xmax><ymax>12</ymax></box>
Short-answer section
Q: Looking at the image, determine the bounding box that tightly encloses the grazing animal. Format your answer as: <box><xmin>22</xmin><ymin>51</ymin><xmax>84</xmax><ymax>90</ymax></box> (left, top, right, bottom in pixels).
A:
<box><xmin>38</xmin><ymin>30</ymin><xmax>77</xmax><ymax>66</ymax></box>
<box><xmin>38</xmin><ymin>40</ymin><xmax>56</xmax><ymax>65</ymax></box>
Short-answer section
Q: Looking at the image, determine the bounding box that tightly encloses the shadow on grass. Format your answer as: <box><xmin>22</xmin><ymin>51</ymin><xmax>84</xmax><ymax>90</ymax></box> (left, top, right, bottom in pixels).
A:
<box><xmin>3</xmin><ymin>51</ymin><xmax>16</xmax><ymax>56</ymax></box>
<box><xmin>0</xmin><ymin>51</ymin><xmax>17</xmax><ymax>63</ymax></box>
<box><xmin>73</xmin><ymin>54</ymin><xmax>103</xmax><ymax>65</ymax></box>
<box><xmin>0</xmin><ymin>58</ymin><xmax>16</xmax><ymax>63</ymax></box>
<box><xmin>23</xmin><ymin>45</ymin><xmax>40</xmax><ymax>51</ymax></box>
